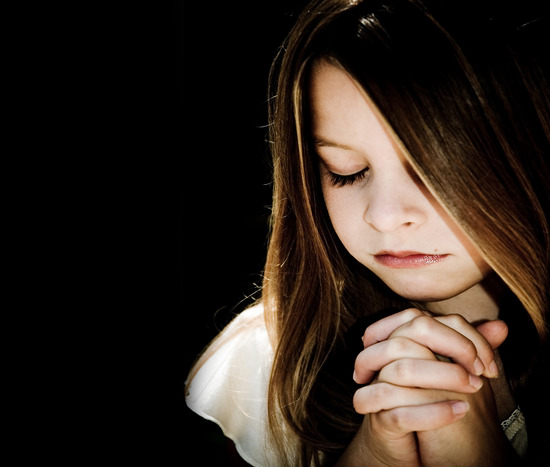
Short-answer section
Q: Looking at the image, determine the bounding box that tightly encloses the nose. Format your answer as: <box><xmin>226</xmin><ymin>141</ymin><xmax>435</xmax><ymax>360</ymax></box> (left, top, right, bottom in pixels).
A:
<box><xmin>363</xmin><ymin>173</ymin><xmax>428</xmax><ymax>233</ymax></box>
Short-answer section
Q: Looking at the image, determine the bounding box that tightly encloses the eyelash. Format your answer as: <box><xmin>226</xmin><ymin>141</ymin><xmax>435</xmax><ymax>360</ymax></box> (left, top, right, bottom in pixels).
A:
<box><xmin>327</xmin><ymin>168</ymin><xmax>369</xmax><ymax>187</ymax></box>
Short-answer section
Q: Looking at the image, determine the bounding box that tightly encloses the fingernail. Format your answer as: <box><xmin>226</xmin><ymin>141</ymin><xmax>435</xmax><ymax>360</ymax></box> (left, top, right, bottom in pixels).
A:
<box><xmin>473</xmin><ymin>357</ymin><xmax>485</xmax><ymax>376</ymax></box>
<box><xmin>452</xmin><ymin>401</ymin><xmax>470</xmax><ymax>415</ymax></box>
<box><xmin>353</xmin><ymin>370</ymin><xmax>358</xmax><ymax>383</ymax></box>
<box><xmin>488</xmin><ymin>360</ymin><xmax>499</xmax><ymax>378</ymax></box>
<box><xmin>469</xmin><ymin>374</ymin><xmax>483</xmax><ymax>390</ymax></box>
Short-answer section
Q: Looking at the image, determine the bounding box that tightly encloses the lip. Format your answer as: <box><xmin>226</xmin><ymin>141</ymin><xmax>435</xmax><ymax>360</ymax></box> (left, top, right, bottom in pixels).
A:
<box><xmin>374</xmin><ymin>251</ymin><xmax>448</xmax><ymax>269</ymax></box>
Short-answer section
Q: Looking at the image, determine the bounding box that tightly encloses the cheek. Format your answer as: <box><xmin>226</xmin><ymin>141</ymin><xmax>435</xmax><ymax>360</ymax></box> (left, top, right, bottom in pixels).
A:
<box><xmin>322</xmin><ymin>187</ymin><xmax>365</xmax><ymax>246</ymax></box>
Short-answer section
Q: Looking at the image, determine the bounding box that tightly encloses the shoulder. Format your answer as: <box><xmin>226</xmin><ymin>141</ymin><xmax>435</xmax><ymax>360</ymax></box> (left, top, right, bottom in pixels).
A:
<box><xmin>188</xmin><ymin>302</ymin><xmax>272</xmax><ymax>383</ymax></box>
<box><xmin>186</xmin><ymin>303</ymin><xmax>280</xmax><ymax>466</ymax></box>
<box><xmin>186</xmin><ymin>302</ymin><xmax>272</xmax><ymax>405</ymax></box>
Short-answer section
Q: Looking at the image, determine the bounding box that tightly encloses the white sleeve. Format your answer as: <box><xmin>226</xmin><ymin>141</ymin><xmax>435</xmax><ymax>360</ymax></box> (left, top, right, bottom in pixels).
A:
<box><xmin>185</xmin><ymin>304</ymin><xmax>285</xmax><ymax>466</ymax></box>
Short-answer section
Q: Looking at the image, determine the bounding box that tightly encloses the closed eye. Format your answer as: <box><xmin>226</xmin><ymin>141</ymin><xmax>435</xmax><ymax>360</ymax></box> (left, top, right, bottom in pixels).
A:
<box><xmin>327</xmin><ymin>167</ymin><xmax>369</xmax><ymax>187</ymax></box>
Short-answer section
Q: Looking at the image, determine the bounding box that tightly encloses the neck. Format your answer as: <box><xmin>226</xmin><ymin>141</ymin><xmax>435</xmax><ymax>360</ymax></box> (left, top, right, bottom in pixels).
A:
<box><xmin>424</xmin><ymin>273</ymin><xmax>506</xmax><ymax>324</ymax></box>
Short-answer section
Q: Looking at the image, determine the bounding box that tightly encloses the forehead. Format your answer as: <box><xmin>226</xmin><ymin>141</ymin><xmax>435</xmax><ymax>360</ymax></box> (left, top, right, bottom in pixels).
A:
<box><xmin>308</xmin><ymin>60</ymin><xmax>370</xmax><ymax>124</ymax></box>
<box><xmin>308</xmin><ymin>60</ymin><xmax>394</xmax><ymax>154</ymax></box>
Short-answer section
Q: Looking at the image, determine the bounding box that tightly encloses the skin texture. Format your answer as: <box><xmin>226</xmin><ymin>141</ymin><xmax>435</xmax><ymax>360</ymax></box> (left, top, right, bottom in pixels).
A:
<box><xmin>310</xmin><ymin>61</ymin><xmax>518</xmax><ymax>465</ymax></box>
<box><xmin>311</xmin><ymin>60</ymin><xmax>494</xmax><ymax>313</ymax></box>
<box><xmin>342</xmin><ymin>310</ymin><xmax>514</xmax><ymax>467</ymax></box>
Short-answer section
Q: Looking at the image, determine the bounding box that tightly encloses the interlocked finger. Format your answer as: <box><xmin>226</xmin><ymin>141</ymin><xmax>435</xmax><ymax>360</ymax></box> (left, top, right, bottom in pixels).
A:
<box><xmin>388</xmin><ymin>314</ymin><xmax>492</xmax><ymax>378</ymax></box>
<box><xmin>370</xmin><ymin>400</ymin><xmax>471</xmax><ymax>434</ymax></box>
<box><xmin>354</xmin><ymin>336</ymin><xmax>435</xmax><ymax>384</ymax></box>
<box><xmin>377</xmin><ymin>358</ymin><xmax>483</xmax><ymax>393</ymax></box>
<box><xmin>354</xmin><ymin>382</ymin><xmax>465</xmax><ymax>414</ymax></box>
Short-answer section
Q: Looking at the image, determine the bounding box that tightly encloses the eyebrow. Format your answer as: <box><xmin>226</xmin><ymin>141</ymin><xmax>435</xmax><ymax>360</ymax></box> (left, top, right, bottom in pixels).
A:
<box><xmin>313</xmin><ymin>137</ymin><xmax>354</xmax><ymax>151</ymax></box>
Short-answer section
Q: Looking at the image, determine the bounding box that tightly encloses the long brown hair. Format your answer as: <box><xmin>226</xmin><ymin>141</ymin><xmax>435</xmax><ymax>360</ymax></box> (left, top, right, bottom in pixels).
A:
<box><xmin>263</xmin><ymin>0</ymin><xmax>550</xmax><ymax>464</ymax></box>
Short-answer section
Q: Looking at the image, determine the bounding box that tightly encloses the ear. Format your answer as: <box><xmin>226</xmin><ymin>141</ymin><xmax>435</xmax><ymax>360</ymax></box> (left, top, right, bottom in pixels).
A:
<box><xmin>476</xmin><ymin>320</ymin><xmax>508</xmax><ymax>350</ymax></box>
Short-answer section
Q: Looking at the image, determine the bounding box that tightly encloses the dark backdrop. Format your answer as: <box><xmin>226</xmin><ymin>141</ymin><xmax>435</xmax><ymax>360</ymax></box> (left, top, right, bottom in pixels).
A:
<box><xmin>174</xmin><ymin>0</ymin><xmax>310</xmax><ymax>463</ymax></box>
<box><xmin>17</xmin><ymin>0</ymin><xmax>313</xmax><ymax>464</ymax></box>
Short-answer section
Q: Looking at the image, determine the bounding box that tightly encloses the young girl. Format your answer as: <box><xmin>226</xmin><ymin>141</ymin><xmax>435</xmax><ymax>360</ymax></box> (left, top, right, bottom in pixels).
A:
<box><xmin>186</xmin><ymin>0</ymin><xmax>549</xmax><ymax>465</ymax></box>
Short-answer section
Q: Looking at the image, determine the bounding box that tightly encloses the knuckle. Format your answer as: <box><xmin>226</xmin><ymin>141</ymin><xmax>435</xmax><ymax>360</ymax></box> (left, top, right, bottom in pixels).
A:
<box><xmin>387</xmin><ymin>407</ymin><xmax>408</xmax><ymax>431</ymax></box>
<box><xmin>403</xmin><ymin>308</ymin><xmax>425</xmax><ymax>321</ymax></box>
<box><xmin>371</xmin><ymin>382</ymin><xmax>392</xmax><ymax>404</ymax></box>
<box><xmin>390</xmin><ymin>359</ymin><xmax>412</xmax><ymax>381</ymax></box>
<box><xmin>445</xmin><ymin>313</ymin><xmax>468</xmax><ymax>328</ymax></box>
<box><xmin>387</xmin><ymin>336</ymin><xmax>409</xmax><ymax>355</ymax></box>
<box><xmin>459</xmin><ymin>339</ymin><xmax>477</xmax><ymax>360</ymax></box>
<box><xmin>354</xmin><ymin>383</ymin><xmax>391</xmax><ymax>414</ymax></box>
<box><xmin>410</xmin><ymin>314</ymin><xmax>433</xmax><ymax>335</ymax></box>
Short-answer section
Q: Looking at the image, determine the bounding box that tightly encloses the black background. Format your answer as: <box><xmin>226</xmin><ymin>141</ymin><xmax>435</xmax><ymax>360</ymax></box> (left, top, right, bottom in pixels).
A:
<box><xmin>174</xmin><ymin>0</ymin><xmax>310</xmax><ymax>463</ymax></box>
<box><xmin>11</xmin><ymin>1</ymin><xmax>316</xmax><ymax>464</ymax></box>
<box><xmin>49</xmin><ymin>0</ymin><xmax>312</xmax><ymax>463</ymax></box>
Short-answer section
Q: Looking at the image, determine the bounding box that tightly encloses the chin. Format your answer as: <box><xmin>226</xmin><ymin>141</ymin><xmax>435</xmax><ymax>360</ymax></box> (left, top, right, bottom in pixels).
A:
<box><xmin>387</xmin><ymin>281</ymin><xmax>467</xmax><ymax>303</ymax></box>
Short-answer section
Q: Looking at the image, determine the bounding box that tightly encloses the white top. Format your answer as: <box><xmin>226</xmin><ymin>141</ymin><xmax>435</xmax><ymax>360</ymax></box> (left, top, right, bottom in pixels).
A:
<box><xmin>185</xmin><ymin>304</ymin><xmax>290</xmax><ymax>466</ymax></box>
<box><xmin>186</xmin><ymin>303</ymin><xmax>527</xmax><ymax>465</ymax></box>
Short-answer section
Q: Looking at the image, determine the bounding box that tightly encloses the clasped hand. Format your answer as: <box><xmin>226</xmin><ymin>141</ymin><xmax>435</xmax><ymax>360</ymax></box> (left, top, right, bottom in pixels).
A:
<box><xmin>349</xmin><ymin>308</ymin><xmax>515</xmax><ymax>466</ymax></box>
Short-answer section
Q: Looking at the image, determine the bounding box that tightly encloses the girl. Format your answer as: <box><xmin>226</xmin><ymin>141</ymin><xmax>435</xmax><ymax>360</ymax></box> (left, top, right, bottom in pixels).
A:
<box><xmin>186</xmin><ymin>0</ymin><xmax>549</xmax><ymax>465</ymax></box>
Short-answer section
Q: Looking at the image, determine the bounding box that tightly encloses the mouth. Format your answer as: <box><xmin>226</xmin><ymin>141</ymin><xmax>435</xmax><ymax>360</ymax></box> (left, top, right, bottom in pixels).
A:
<box><xmin>374</xmin><ymin>251</ymin><xmax>448</xmax><ymax>269</ymax></box>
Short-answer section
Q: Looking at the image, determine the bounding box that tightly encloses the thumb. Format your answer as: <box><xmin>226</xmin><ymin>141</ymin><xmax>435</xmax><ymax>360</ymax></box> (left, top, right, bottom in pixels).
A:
<box><xmin>476</xmin><ymin>320</ymin><xmax>508</xmax><ymax>350</ymax></box>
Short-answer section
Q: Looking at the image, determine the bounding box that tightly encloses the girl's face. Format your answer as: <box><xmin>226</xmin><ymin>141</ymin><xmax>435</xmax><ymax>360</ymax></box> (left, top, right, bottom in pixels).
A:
<box><xmin>310</xmin><ymin>60</ymin><xmax>492</xmax><ymax>304</ymax></box>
